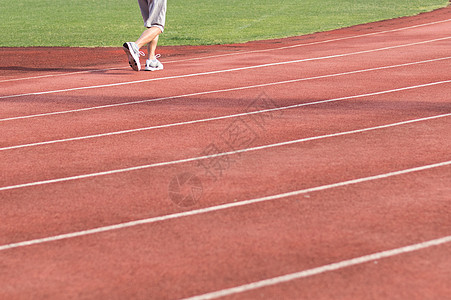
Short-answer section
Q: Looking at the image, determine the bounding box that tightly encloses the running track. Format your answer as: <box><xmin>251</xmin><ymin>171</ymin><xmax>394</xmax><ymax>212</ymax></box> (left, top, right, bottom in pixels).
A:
<box><xmin>0</xmin><ymin>7</ymin><xmax>450</xmax><ymax>299</ymax></box>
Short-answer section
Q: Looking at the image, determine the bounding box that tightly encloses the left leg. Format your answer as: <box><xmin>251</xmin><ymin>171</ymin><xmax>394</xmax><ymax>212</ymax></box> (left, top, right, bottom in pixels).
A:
<box><xmin>145</xmin><ymin>34</ymin><xmax>163</xmax><ymax>71</ymax></box>
<box><xmin>147</xmin><ymin>35</ymin><xmax>159</xmax><ymax>60</ymax></box>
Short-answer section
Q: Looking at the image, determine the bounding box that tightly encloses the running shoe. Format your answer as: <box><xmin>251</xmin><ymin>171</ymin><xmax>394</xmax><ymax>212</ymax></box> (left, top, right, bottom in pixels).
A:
<box><xmin>123</xmin><ymin>42</ymin><xmax>144</xmax><ymax>71</ymax></box>
<box><xmin>145</xmin><ymin>54</ymin><xmax>164</xmax><ymax>71</ymax></box>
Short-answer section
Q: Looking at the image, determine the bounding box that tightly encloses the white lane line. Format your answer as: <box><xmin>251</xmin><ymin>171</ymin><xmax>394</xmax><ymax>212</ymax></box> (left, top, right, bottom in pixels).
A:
<box><xmin>0</xmin><ymin>66</ymin><xmax>125</xmax><ymax>84</ymax></box>
<box><xmin>183</xmin><ymin>235</ymin><xmax>451</xmax><ymax>300</ymax></box>
<box><xmin>1</xmin><ymin>18</ymin><xmax>449</xmax><ymax>83</ymax></box>
<box><xmin>1</xmin><ymin>36</ymin><xmax>449</xmax><ymax>100</ymax></box>
<box><xmin>166</xmin><ymin>19</ymin><xmax>451</xmax><ymax>61</ymax></box>
<box><xmin>1</xmin><ymin>56</ymin><xmax>450</xmax><ymax>123</ymax></box>
<box><xmin>1</xmin><ymin>76</ymin><xmax>450</xmax><ymax>152</ymax></box>
<box><xmin>0</xmin><ymin>160</ymin><xmax>450</xmax><ymax>252</ymax></box>
<box><xmin>0</xmin><ymin>112</ymin><xmax>450</xmax><ymax>191</ymax></box>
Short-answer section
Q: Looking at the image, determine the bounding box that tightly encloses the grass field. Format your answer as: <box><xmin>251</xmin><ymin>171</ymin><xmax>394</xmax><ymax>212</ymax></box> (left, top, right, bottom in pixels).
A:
<box><xmin>0</xmin><ymin>0</ymin><xmax>448</xmax><ymax>47</ymax></box>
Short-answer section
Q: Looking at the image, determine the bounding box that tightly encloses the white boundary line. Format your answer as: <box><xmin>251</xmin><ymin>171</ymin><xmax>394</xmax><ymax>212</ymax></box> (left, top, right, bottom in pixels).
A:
<box><xmin>183</xmin><ymin>235</ymin><xmax>451</xmax><ymax>300</ymax></box>
<box><xmin>1</xmin><ymin>76</ymin><xmax>450</xmax><ymax>151</ymax></box>
<box><xmin>1</xmin><ymin>18</ymin><xmax>449</xmax><ymax>84</ymax></box>
<box><xmin>1</xmin><ymin>36</ymin><xmax>449</xmax><ymax>100</ymax></box>
<box><xmin>0</xmin><ymin>112</ymin><xmax>450</xmax><ymax>191</ymax></box>
<box><xmin>1</xmin><ymin>56</ymin><xmax>450</xmax><ymax>123</ymax></box>
<box><xmin>0</xmin><ymin>160</ymin><xmax>450</xmax><ymax>252</ymax></box>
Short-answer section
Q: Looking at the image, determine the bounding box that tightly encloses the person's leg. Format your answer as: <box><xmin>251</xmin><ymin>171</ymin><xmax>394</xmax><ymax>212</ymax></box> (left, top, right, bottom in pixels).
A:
<box><xmin>135</xmin><ymin>26</ymin><xmax>161</xmax><ymax>50</ymax></box>
<box><xmin>147</xmin><ymin>35</ymin><xmax>159</xmax><ymax>60</ymax></box>
<box><xmin>137</xmin><ymin>0</ymin><xmax>165</xmax><ymax>49</ymax></box>
<box><xmin>144</xmin><ymin>33</ymin><xmax>163</xmax><ymax>71</ymax></box>
<box><xmin>123</xmin><ymin>0</ymin><xmax>166</xmax><ymax>71</ymax></box>
<box><xmin>123</xmin><ymin>25</ymin><xmax>161</xmax><ymax>71</ymax></box>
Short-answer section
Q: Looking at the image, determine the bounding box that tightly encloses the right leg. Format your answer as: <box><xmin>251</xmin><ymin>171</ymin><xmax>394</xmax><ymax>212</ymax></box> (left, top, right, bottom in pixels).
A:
<box><xmin>136</xmin><ymin>26</ymin><xmax>162</xmax><ymax>50</ymax></box>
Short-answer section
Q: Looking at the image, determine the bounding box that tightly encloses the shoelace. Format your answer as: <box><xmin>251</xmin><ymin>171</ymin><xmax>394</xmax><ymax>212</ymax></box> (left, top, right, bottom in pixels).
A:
<box><xmin>131</xmin><ymin>43</ymin><xmax>146</xmax><ymax>57</ymax></box>
<box><xmin>148</xmin><ymin>54</ymin><xmax>161</xmax><ymax>62</ymax></box>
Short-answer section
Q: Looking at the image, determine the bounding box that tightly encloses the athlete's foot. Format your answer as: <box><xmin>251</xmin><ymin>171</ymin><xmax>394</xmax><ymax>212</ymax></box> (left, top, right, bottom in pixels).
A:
<box><xmin>122</xmin><ymin>42</ymin><xmax>145</xmax><ymax>71</ymax></box>
<box><xmin>145</xmin><ymin>54</ymin><xmax>163</xmax><ymax>71</ymax></box>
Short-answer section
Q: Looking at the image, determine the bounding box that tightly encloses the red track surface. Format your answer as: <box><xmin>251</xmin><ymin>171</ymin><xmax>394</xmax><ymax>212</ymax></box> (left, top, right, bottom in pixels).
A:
<box><xmin>1</xmin><ymin>6</ymin><xmax>450</xmax><ymax>300</ymax></box>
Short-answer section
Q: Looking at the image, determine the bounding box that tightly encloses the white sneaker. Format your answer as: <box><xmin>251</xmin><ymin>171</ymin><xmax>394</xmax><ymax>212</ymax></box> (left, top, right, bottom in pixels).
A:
<box><xmin>145</xmin><ymin>54</ymin><xmax>164</xmax><ymax>71</ymax></box>
<box><xmin>123</xmin><ymin>42</ymin><xmax>144</xmax><ymax>71</ymax></box>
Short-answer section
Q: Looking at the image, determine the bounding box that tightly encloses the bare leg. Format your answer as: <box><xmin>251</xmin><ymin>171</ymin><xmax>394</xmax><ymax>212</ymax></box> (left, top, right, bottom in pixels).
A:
<box><xmin>147</xmin><ymin>35</ymin><xmax>159</xmax><ymax>60</ymax></box>
<box><xmin>135</xmin><ymin>27</ymin><xmax>162</xmax><ymax>49</ymax></box>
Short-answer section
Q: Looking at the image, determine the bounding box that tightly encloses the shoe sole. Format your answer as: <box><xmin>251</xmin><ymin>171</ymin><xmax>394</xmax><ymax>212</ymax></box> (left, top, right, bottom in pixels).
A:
<box><xmin>123</xmin><ymin>43</ymin><xmax>140</xmax><ymax>71</ymax></box>
<box><xmin>144</xmin><ymin>66</ymin><xmax>164</xmax><ymax>71</ymax></box>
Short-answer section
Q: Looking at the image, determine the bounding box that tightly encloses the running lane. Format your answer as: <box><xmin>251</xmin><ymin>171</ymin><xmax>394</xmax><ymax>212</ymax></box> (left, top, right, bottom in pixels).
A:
<box><xmin>0</xmin><ymin>5</ymin><xmax>450</xmax><ymax>300</ymax></box>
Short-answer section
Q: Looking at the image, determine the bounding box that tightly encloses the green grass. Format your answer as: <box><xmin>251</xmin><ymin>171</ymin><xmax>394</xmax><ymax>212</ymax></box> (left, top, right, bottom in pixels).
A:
<box><xmin>0</xmin><ymin>0</ymin><xmax>448</xmax><ymax>47</ymax></box>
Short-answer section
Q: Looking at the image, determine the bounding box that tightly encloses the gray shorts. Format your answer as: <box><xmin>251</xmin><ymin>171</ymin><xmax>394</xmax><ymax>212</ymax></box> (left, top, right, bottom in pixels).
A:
<box><xmin>137</xmin><ymin>0</ymin><xmax>167</xmax><ymax>32</ymax></box>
